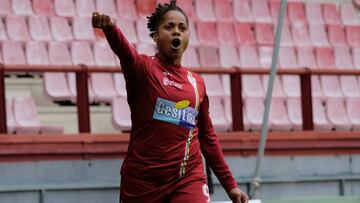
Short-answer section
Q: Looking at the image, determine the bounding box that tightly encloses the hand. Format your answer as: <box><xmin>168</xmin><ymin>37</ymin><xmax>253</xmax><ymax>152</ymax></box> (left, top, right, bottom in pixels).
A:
<box><xmin>92</xmin><ymin>12</ymin><xmax>114</xmax><ymax>30</ymax></box>
<box><xmin>228</xmin><ymin>188</ymin><xmax>249</xmax><ymax>203</ymax></box>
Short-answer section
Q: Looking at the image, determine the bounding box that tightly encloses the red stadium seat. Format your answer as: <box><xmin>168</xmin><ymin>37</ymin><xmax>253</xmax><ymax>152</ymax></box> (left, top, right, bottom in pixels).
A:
<box><xmin>54</xmin><ymin>0</ymin><xmax>76</xmax><ymax>17</ymax></box>
<box><xmin>0</xmin><ymin>17</ymin><xmax>7</xmax><ymax>41</ymax></box>
<box><xmin>28</xmin><ymin>16</ymin><xmax>52</xmax><ymax>41</ymax></box>
<box><xmin>315</xmin><ymin>48</ymin><xmax>342</xmax><ymax>98</ymax></box>
<box><xmin>188</xmin><ymin>21</ymin><xmax>199</xmax><ymax>46</ymax></box>
<box><xmin>262</xmin><ymin>75</ymin><xmax>285</xmax><ymax>98</ymax></box>
<box><xmin>346</xmin><ymin>98</ymin><xmax>360</xmax><ymax>130</ymax></box>
<box><xmin>279</xmin><ymin>47</ymin><xmax>298</xmax><ymax>69</ymax></box>
<box><xmin>327</xmin><ymin>25</ymin><xmax>348</xmax><ymax>47</ymax></box>
<box><xmin>0</xmin><ymin>0</ymin><xmax>11</xmax><ymax>16</ymax></box>
<box><xmin>286</xmin><ymin>98</ymin><xmax>302</xmax><ymax>130</ymax></box>
<box><xmin>202</xmin><ymin>75</ymin><xmax>224</xmax><ymax>96</ymax></box>
<box><xmin>217</xmin><ymin>22</ymin><xmax>237</xmax><ymax>45</ymax></box>
<box><xmin>233</xmin><ymin>0</ymin><xmax>253</xmax><ymax>22</ymax></box>
<box><xmin>136</xmin><ymin>19</ymin><xmax>154</xmax><ymax>44</ymax></box>
<box><xmin>113</xmin><ymin>73</ymin><xmax>127</xmax><ymax>97</ymax></box>
<box><xmin>33</xmin><ymin>0</ymin><xmax>54</xmax><ymax>16</ymax></box>
<box><xmin>309</xmin><ymin>24</ymin><xmax>330</xmax><ymax>47</ymax></box>
<box><xmin>214</xmin><ymin>0</ymin><xmax>234</xmax><ymax>22</ymax></box>
<box><xmin>323</xmin><ymin>3</ymin><xmax>342</xmax><ymax>25</ymax></box>
<box><xmin>291</xmin><ymin>23</ymin><xmax>312</xmax><ymax>47</ymax></box>
<box><xmin>312</xmin><ymin>98</ymin><xmax>332</xmax><ymax>130</ymax></box>
<box><xmin>219</xmin><ymin>45</ymin><xmax>239</xmax><ymax>68</ymax></box>
<box><xmin>111</xmin><ymin>97</ymin><xmax>131</xmax><ymax>132</ymax></box>
<box><xmin>50</xmin><ymin>17</ymin><xmax>73</xmax><ymax>41</ymax></box>
<box><xmin>326</xmin><ymin>98</ymin><xmax>352</xmax><ymax>130</ymax></box>
<box><xmin>278</xmin><ymin>24</ymin><xmax>294</xmax><ymax>47</ymax></box>
<box><xmin>208</xmin><ymin>96</ymin><xmax>231</xmax><ymax>132</ymax></box>
<box><xmin>255</xmin><ymin>23</ymin><xmax>274</xmax><ymax>45</ymax></box>
<box><xmin>6</xmin><ymin>98</ymin><xmax>16</xmax><ymax>134</ymax></box>
<box><xmin>196</xmin><ymin>22</ymin><xmax>219</xmax><ymax>46</ymax></box>
<box><xmin>234</xmin><ymin>23</ymin><xmax>256</xmax><ymax>45</ymax></box>
<box><xmin>340</xmin><ymin>3</ymin><xmax>358</xmax><ymax>26</ymax></box>
<box><xmin>258</xmin><ymin>46</ymin><xmax>274</xmax><ymax>68</ymax></box>
<box><xmin>136</xmin><ymin>0</ymin><xmax>156</xmax><ymax>19</ymax></box>
<box><xmin>239</xmin><ymin>45</ymin><xmax>259</xmax><ymax>68</ymax></box>
<box><xmin>136</xmin><ymin>44</ymin><xmax>156</xmax><ymax>56</ymax></box>
<box><xmin>288</xmin><ymin>2</ymin><xmax>307</xmax><ymax>25</ymax></box>
<box><xmin>2</xmin><ymin>40</ymin><xmax>26</xmax><ymax>65</ymax></box>
<box><xmin>71</xmin><ymin>41</ymin><xmax>95</xmax><ymax>66</ymax></box>
<box><xmin>75</xmin><ymin>0</ymin><xmax>95</xmax><ymax>17</ymax></box>
<box><xmin>244</xmin><ymin>97</ymin><xmax>263</xmax><ymax>130</ymax></box>
<box><xmin>270</xmin><ymin>1</ymin><xmax>289</xmax><ymax>23</ymax></box>
<box><xmin>177</xmin><ymin>0</ymin><xmax>197</xmax><ymax>21</ymax></box>
<box><xmin>117</xmin><ymin>0</ymin><xmax>137</xmax><ymax>20</ymax></box>
<box><xmin>6</xmin><ymin>16</ymin><xmax>30</xmax><ymax>41</ymax></box>
<box><xmin>117</xmin><ymin>19</ymin><xmax>138</xmax><ymax>44</ymax></box>
<box><xmin>352</xmin><ymin>47</ymin><xmax>360</xmax><ymax>69</ymax></box>
<box><xmin>346</xmin><ymin>26</ymin><xmax>360</xmax><ymax>47</ymax></box>
<box><xmin>73</xmin><ymin>17</ymin><xmax>95</xmax><ymax>41</ymax></box>
<box><xmin>182</xmin><ymin>46</ymin><xmax>200</xmax><ymax>68</ymax></box>
<box><xmin>279</xmin><ymin>47</ymin><xmax>300</xmax><ymax>98</ymax></box>
<box><xmin>95</xmin><ymin>0</ymin><xmax>118</xmax><ymax>18</ymax></box>
<box><xmin>12</xmin><ymin>0</ymin><xmax>33</xmax><ymax>15</ymax></box>
<box><xmin>251</xmin><ymin>0</ymin><xmax>272</xmax><ymax>23</ymax></box>
<box><xmin>195</xmin><ymin>0</ymin><xmax>216</xmax><ymax>22</ymax></box>
<box><xmin>305</xmin><ymin>2</ymin><xmax>324</xmax><ymax>25</ymax></box>
<box><xmin>269</xmin><ymin>98</ymin><xmax>292</xmax><ymax>131</ymax></box>
<box><xmin>198</xmin><ymin>46</ymin><xmax>220</xmax><ymax>67</ymax></box>
<box><xmin>334</xmin><ymin>47</ymin><xmax>354</xmax><ymax>69</ymax></box>
<box><xmin>26</xmin><ymin>41</ymin><xmax>49</xmax><ymax>65</ymax></box>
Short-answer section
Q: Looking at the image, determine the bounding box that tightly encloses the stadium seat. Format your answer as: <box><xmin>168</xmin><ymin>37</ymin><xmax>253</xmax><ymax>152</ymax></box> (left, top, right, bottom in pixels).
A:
<box><xmin>258</xmin><ymin>46</ymin><xmax>274</xmax><ymax>68</ymax></box>
<box><xmin>262</xmin><ymin>75</ymin><xmax>286</xmax><ymax>98</ymax></box>
<box><xmin>286</xmin><ymin>98</ymin><xmax>302</xmax><ymax>130</ymax></box>
<box><xmin>214</xmin><ymin>0</ymin><xmax>234</xmax><ymax>22</ymax></box>
<box><xmin>309</xmin><ymin>24</ymin><xmax>330</xmax><ymax>47</ymax></box>
<box><xmin>2</xmin><ymin>40</ymin><xmax>26</xmax><ymax>65</ymax></box>
<box><xmin>352</xmin><ymin>47</ymin><xmax>360</xmax><ymax>69</ymax></box>
<box><xmin>95</xmin><ymin>0</ymin><xmax>118</xmax><ymax>18</ymax></box>
<box><xmin>278</xmin><ymin>24</ymin><xmax>294</xmax><ymax>47</ymax></box>
<box><xmin>182</xmin><ymin>46</ymin><xmax>199</xmax><ymax>68</ymax></box>
<box><xmin>340</xmin><ymin>3</ymin><xmax>358</xmax><ymax>26</ymax></box>
<box><xmin>0</xmin><ymin>17</ymin><xmax>8</xmax><ymax>41</ymax></box>
<box><xmin>113</xmin><ymin>73</ymin><xmax>127</xmax><ymax>97</ymax></box>
<box><xmin>305</xmin><ymin>2</ymin><xmax>324</xmax><ymax>24</ymax></box>
<box><xmin>291</xmin><ymin>23</ymin><xmax>312</xmax><ymax>47</ymax></box>
<box><xmin>234</xmin><ymin>23</ymin><xmax>256</xmax><ymax>45</ymax></box>
<box><xmin>322</xmin><ymin>3</ymin><xmax>342</xmax><ymax>25</ymax></box>
<box><xmin>73</xmin><ymin>17</ymin><xmax>95</xmax><ymax>41</ymax></box>
<box><xmin>327</xmin><ymin>25</ymin><xmax>348</xmax><ymax>47</ymax></box>
<box><xmin>255</xmin><ymin>23</ymin><xmax>274</xmax><ymax>45</ymax></box>
<box><xmin>251</xmin><ymin>0</ymin><xmax>272</xmax><ymax>23</ymax></box>
<box><xmin>136</xmin><ymin>19</ymin><xmax>154</xmax><ymax>44</ymax></box>
<box><xmin>136</xmin><ymin>43</ymin><xmax>156</xmax><ymax>56</ymax></box>
<box><xmin>0</xmin><ymin>0</ymin><xmax>11</xmax><ymax>16</ymax></box>
<box><xmin>326</xmin><ymin>98</ymin><xmax>352</xmax><ymax>130</ymax></box>
<box><xmin>12</xmin><ymin>0</ymin><xmax>33</xmax><ymax>15</ymax></box>
<box><xmin>33</xmin><ymin>0</ymin><xmax>54</xmax><ymax>16</ymax></box>
<box><xmin>136</xmin><ymin>0</ymin><xmax>156</xmax><ymax>19</ymax></box>
<box><xmin>117</xmin><ymin>19</ymin><xmax>138</xmax><ymax>44</ymax></box>
<box><xmin>278</xmin><ymin>47</ymin><xmax>300</xmax><ymax>98</ymax></box>
<box><xmin>346</xmin><ymin>98</ymin><xmax>360</xmax><ymax>130</ymax></box>
<box><xmin>28</xmin><ymin>16</ymin><xmax>52</xmax><ymax>41</ymax></box>
<box><xmin>198</xmin><ymin>46</ymin><xmax>220</xmax><ymax>68</ymax></box>
<box><xmin>13</xmin><ymin>96</ymin><xmax>64</xmax><ymax>134</ymax></box>
<box><xmin>208</xmin><ymin>96</ymin><xmax>231</xmax><ymax>132</ymax></box>
<box><xmin>26</xmin><ymin>41</ymin><xmax>49</xmax><ymax>65</ymax></box>
<box><xmin>219</xmin><ymin>45</ymin><xmax>239</xmax><ymax>68</ymax></box>
<box><xmin>315</xmin><ymin>48</ymin><xmax>343</xmax><ymax>98</ymax></box>
<box><xmin>6</xmin><ymin>16</ymin><xmax>30</xmax><ymax>41</ymax></box>
<box><xmin>46</xmin><ymin>42</ymin><xmax>73</xmax><ymax>102</ymax></box>
<box><xmin>239</xmin><ymin>45</ymin><xmax>264</xmax><ymax>98</ymax></box>
<box><xmin>233</xmin><ymin>0</ymin><xmax>253</xmax><ymax>22</ymax></box>
<box><xmin>269</xmin><ymin>98</ymin><xmax>292</xmax><ymax>131</ymax></box>
<box><xmin>346</xmin><ymin>26</ymin><xmax>360</xmax><ymax>47</ymax></box>
<box><xmin>6</xmin><ymin>98</ymin><xmax>16</xmax><ymax>134</ymax></box>
<box><xmin>188</xmin><ymin>21</ymin><xmax>199</xmax><ymax>46</ymax></box>
<box><xmin>54</xmin><ymin>0</ymin><xmax>76</xmax><ymax>17</ymax></box>
<box><xmin>203</xmin><ymin>75</ymin><xmax>224</xmax><ymax>96</ymax></box>
<box><xmin>111</xmin><ymin>97</ymin><xmax>131</xmax><ymax>132</ymax></box>
<box><xmin>196</xmin><ymin>22</ymin><xmax>219</xmax><ymax>46</ymax></box>
<box><xmin>334</xmin><ymin>47</ymin><xmax>354</xmax><ymax>69</ymax></box>
<box><xmin>288</xmin><ymin>2</ymin><xmax>307</xmax><ymax>25</ymax></box>
<box><xmin>50</xmin><ymin>17</ymin><xmax>74</xmax><ymax>41</ymax></box>
<box><xmin>217</xmin><ymin>22</ymin><xmax>237</xmax><ymax>45</ymax></box>
<box><xmin>312</xmin><ymin>98</ymin><xmax>332</xmax><ymax>130</ymax></box>
<box><xmin>117</xmin><ymin>0</ymin><xmax>137</xmax><ymax>20</ymax></box>
<box><xmin>244</xmin><ymin>97</ymin><xmax>263</xmax><ymax>130</ymax></box>
<box><xmin>75</xmin><ymin>0</ymin><xmax>95</xmax><ymax>17</ymax></box>
<box><xmin>270</xmin><ymin>0</ymin><xmax>289</xmax><ymax>23</ymax></box>
<box><xmin>195</xmin><ymin>0</ymin><xmax>216</xmax><ymax>22</ymax></box>
<box><xmin>176</xmin><ymin>0</ymin><xmax>197</xmax><ymax>20</ymax></box>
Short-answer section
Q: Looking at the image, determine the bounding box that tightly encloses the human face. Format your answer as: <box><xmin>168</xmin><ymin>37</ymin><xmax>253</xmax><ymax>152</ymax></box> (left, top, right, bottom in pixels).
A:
<box><xmin>153</xmin><ymin>10</ymin><xmax>189</xmax><ymax>65</ymax></box>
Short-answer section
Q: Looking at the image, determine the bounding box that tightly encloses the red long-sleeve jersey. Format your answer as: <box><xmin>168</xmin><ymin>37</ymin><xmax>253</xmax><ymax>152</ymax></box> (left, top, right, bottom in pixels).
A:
<box><xmin>103</xmin><ymin>25</ymin><xmax>238</xmax><ymax>194</ymax></box>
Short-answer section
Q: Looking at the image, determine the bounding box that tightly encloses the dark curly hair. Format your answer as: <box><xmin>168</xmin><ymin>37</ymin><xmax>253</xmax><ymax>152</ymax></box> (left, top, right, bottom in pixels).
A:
<box><xmin>147</xmin><ymin>0</ymin><xmax>189</xmax><ymax>38</ymax></box>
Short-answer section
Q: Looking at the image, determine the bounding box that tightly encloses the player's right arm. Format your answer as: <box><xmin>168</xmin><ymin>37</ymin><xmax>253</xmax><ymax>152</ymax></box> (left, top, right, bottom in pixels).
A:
<box><xmin>92</xmin><ymin>12</ymin><xmax>144</xmax><ymax>76</ymax></box>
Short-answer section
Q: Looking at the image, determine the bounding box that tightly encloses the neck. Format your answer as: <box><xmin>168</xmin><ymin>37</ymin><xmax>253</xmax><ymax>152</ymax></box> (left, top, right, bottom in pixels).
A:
<box><xmin>157</xmin><ymin>53</ymin><xmax>182</xmax><ymax>67</ymax></box>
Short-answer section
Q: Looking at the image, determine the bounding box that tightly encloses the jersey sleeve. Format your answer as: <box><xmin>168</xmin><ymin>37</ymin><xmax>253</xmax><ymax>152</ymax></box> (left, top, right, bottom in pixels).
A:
<box><xmin>102</xmin><ymin>25</ymin><xmax>148</xmax><ymax>79</ymax></box>
<box><xmin>197</xmin><ymin>93</ymin><xmax>238</xmax><ymax>193</ymax></box>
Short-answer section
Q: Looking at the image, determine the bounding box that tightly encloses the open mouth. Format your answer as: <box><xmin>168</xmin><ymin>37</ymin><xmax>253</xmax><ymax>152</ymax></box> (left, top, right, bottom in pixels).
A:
<box><xmin>171</xmin><ymin>38</ymin><xmax>181</xmax><ymax>50</ymax></box>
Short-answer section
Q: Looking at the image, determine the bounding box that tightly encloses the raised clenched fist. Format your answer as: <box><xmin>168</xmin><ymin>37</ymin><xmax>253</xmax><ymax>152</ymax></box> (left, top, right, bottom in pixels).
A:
<box><xmin>92</xmin><ymin>12</ymin><xmax>114</xmax><ymax>30</ymax></box>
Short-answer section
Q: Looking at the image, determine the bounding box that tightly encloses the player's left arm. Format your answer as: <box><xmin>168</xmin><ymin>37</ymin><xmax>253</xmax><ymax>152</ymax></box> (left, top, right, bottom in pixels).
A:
<box><xmin>197</xmin><ymin>94</ymin><xmax>249</xmax><ymax>203</ymax></box>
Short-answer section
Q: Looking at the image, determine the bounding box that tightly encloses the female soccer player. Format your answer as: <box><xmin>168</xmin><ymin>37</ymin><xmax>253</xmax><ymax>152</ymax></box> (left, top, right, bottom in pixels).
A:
<box><xmin>92</xmin><ymin>0</ymin><xmax>248</xmax><ymax>202</ymax></box>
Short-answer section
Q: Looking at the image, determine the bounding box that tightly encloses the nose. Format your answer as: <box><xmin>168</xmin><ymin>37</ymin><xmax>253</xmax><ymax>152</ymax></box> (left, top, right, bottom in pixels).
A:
<box><xmin>172</xmin><ymin>27</ymin><xmax>180</xmax><ymax>36</ymax></box>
